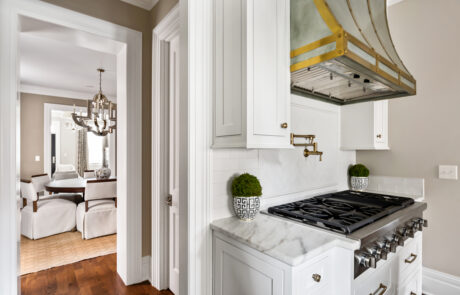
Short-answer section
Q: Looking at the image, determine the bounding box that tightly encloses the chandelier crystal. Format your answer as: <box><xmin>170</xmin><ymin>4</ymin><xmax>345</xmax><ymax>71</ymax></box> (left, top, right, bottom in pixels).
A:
<box><xmin>72</xmin><ymin>68</ymin><xmax>117</xmax><ymax>136</ymax></box>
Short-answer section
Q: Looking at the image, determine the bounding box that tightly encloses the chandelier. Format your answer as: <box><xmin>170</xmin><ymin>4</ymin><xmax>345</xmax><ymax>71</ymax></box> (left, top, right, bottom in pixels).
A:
<box><xmin>72</xmin><ymin>68</ymin><xmax>116</xmax><ymax>136</ymax></box>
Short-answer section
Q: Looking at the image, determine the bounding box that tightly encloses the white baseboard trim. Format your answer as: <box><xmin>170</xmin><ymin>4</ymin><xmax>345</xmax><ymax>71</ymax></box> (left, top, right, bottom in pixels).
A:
<box><xmin>142</xmin><ymin>256</ymin><xmax>151</xmax><ymax>282</ymax></box>
<box><xmin>423</xmin><ymin>267</ymin><xmax>460</xmax><ymax>295</ymax></box>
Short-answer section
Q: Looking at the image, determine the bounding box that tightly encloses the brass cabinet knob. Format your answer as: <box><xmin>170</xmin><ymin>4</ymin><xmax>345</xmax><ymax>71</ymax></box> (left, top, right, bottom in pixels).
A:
<box><xmin>376</xmin><ymin>134</ymin><xmax>382</xmax><ymax>139</ymax></box>
<box><xmin>312</xmin><ymin>273</ymin><xmax>321</xmax><ymax>282</ymax></box>
<box><xmin>280</xmin><ymin>122</ymin><xmax>288</xmax><ymax>129</ymax></box>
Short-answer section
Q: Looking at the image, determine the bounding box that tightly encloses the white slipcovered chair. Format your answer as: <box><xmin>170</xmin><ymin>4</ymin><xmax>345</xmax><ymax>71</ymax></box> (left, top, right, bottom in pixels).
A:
<box><xmin>20</xmin><ymin>180</ymin><xmax>76</xmax><ymax>240</ymax></box>
<box><xmin>30</xmin><ymin>173</ymin><xmax>52</xmax><ymax>199</ymax></box>
<box><xmin>31</xmin><ymin>173</ymin><xmax>82</xmax><ymax>203</ymax></box>
<box><xmin>83</xmin><ymin>170</ymin><xmax>96</xmax><ymax>179</ymax></box>
<box><xmin>76</xmin><ymin>179</ymin><xmax>117</xmax><ymax>239</ymax></box>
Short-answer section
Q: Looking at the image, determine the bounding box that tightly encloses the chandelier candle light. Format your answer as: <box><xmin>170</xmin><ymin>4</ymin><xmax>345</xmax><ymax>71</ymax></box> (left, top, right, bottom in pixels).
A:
<box><xmin>72</xmin><ymin>68</ymin><xmax>117</xmax><ymax>136</ymax></box>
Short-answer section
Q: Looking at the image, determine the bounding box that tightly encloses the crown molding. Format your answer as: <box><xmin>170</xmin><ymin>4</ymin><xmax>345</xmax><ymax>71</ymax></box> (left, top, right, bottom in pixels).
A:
<box><xmin>20</xmin><ymin>84</ymin><xmax>116</xmax><ymax>101</ymax></box>
<box><xmin>120</xmin><ymin>0</ymin><xmax>159</xmax><ymax>11</ymax></box>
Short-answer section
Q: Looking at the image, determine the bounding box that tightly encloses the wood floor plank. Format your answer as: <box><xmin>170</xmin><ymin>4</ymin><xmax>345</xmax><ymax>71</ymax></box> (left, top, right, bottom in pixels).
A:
<box><xmin>21</xmin><ymin>254</ymin><xmax>173</xmax><ymax>295</ymax></box>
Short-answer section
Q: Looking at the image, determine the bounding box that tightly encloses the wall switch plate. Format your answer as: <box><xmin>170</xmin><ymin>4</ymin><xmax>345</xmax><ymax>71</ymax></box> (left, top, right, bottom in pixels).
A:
<box><xmin>34</xmin><ymin>155</ymin><xmax>40</xmax><ymax>162</ymax></box>
<box><xmin>439</xmin><ymin>165</ymin><xmax>458</xmax><ymax>180</ymax></box>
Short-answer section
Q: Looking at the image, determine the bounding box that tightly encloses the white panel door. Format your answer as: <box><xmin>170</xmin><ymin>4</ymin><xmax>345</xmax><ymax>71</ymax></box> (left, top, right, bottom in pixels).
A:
<box><xmin>373</xmin><ymin>100</ymin><xmax>388</xmax><ymax>146</ymax></box>
<box><xmin>169</xmin><ymin>35</ymin><xmax>180</xmax><ymax>295</ymax></box>
<box><xmin>250</xmin><ymin>0</ymin><xmax>290</xmax><ymax>140</ymax></box>
<box><xmin>214</xmin><ymin>0</ymin><xmax>243</xmax><ymax>137</ymax></box>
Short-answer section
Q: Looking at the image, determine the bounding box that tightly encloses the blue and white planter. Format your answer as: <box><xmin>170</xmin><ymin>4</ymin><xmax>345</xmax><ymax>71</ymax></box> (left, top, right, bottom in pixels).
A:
<box><xmin>350</xmin><ymin>176</ymin><xmax>369</xmax><ymax>191</ymax></box>
<box><xmin>233</xmin><ymin>196</ymin><xmax>260</xmax><ymax>221</ymax></box>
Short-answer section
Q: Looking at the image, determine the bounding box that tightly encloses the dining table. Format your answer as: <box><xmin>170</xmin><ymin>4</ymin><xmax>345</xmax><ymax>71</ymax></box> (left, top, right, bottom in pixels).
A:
<box><xmin>45</xmin><ymin>177</ymin><xmax>117</xmax><ymax>194</ymax></box>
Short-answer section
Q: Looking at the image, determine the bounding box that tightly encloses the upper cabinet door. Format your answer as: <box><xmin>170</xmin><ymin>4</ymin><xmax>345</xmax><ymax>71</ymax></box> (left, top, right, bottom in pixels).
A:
<box><xmin>213</xmin><ymin>0</ymin><xmax>291</xmax><ymax>149</ymax></box>
<box><xmin>341</xmin><ymin>100</ymin><xmax>389</xmax><ymax>150</ymax></box>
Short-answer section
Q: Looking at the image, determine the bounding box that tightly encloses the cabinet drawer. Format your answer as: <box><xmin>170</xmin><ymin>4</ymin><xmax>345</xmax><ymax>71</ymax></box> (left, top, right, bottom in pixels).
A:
<box><xmin>398</xmin><ymin>269</ymin><xmax>422</xmax><ymax>295</ymax></box>
<box><xmin>354</xmin><ymin>261</ymin><xmax>392</xmax><ymax>295</ymax></box>
<box><xmin>296</xmin><ymin>255</ymin><xmax>331</xmax><ymax>292</ymax></box>
<box><xmin>398</xmin><ymin>234</ymin><xmax>422</xmax><ymax>282</ymax></box>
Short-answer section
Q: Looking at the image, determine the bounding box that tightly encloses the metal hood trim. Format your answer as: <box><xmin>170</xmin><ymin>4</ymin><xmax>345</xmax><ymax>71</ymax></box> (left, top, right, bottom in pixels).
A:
<box><xmin>290</xmin><ymin>0</ymin><xmax>416</xmax><ymax>103</ymax></box>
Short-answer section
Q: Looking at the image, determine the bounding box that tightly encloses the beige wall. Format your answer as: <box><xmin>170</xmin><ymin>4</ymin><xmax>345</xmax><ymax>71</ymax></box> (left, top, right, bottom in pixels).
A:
<box><xmin>41</xmin><ymin>0</ymin><xmax>177</xmax><ymax>256</ymax></box>
<box><xmin>20</xmin><ymin>93</ymin><xmax>86</xmax><ymax>179</ymax></box>
<box><xmin>357</xmin><ymin>0</ymin><xmax>460</xmax><ymax>277</ymax></box>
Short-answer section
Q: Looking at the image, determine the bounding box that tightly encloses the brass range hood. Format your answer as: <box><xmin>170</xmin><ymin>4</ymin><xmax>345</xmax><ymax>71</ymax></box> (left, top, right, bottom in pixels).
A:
<box><xmin>291</xmin><ymin>0</ymin><xmax>416</xmax><ymax>105</ymax></box>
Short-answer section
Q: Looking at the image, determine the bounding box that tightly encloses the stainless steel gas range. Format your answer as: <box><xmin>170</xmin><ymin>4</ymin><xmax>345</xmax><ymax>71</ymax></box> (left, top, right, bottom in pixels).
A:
<box><xmin>267</xmin><ymin>190</ymin><xmax>427</xmax><ymax>278</ymax></box>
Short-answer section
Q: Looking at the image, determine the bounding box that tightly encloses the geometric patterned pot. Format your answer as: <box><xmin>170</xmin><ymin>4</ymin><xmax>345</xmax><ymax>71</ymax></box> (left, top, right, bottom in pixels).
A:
<box><xmin>350</xmin><ymin>176</ymin><xmax>369</xmax><ymax>191</ymax></box>
<box><xmin>233</xmin><ymin>196</ymin><xmax>260</xmax><ymax>221</ymax></box>
<box><xmin>96</xmin><ymin>167</ymin><xmax>111</xmax><ymax>180</ymax></box>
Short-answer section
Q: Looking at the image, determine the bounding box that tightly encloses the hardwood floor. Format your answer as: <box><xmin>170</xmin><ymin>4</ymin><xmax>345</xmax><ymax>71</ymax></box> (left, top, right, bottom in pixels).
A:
<box><xmin>21</xmin><ymin>254</ymin><xmax>174</xmax><ymax>295</ymax></box>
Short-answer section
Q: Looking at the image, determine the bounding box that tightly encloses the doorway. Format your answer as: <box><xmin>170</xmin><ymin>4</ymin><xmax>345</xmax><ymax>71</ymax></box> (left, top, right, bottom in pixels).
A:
<box><xmin>0</xmin><ymin>1</ymin><xmax>143</xmax><ymax>292</ymax></box>
<box><xmin>151</xmin><ymin>4</ymin><xmax>180</xmax><ymax>293</ymax></box>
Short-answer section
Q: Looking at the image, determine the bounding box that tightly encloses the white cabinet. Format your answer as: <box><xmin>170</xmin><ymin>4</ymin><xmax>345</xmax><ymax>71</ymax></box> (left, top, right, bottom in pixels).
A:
<box><xmin>341</xmin><ymin>100</ymin><xmax>389</xmax><ymax>150</ymax></box>
<box><xmin>213</xmin><ymin>0</ymin><xmax>291</xmax><ymax>149</ymax></box>
<box><xmin>213</xmin><ymin>231</ymin><xmax>423</xmax><ymax>295</ymax></box>
<box><xmin>398</xmin><ymin>270</ymin><xmax>422</xmax><ymax>295</ymax></box>
<box><xmin>213</xmin><ymin>233</ymin><xmax>289</xmax><ymax>295</ymax></box>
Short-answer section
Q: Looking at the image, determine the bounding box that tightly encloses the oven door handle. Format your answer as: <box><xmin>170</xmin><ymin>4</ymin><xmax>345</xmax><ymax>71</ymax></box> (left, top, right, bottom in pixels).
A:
<box><xmin>370</xmin><ymin>283</ymin><xmax>388</xmax><ymax>295</ymax></box>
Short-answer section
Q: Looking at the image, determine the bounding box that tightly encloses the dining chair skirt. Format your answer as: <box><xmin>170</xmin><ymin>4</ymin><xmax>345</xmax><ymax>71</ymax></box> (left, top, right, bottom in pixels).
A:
<box><xmin>76</xmin><ymin>200</ymin><xmax>117</xmax><ymax>239</ymax></box>
<box><xmin>21</xmin><ymin>199</ymin><xmax>77</xmax><ymax>240</ymax></box>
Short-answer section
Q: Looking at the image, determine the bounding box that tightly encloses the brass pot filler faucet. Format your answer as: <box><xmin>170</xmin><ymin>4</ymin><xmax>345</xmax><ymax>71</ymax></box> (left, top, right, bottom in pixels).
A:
<box><xmin>290</xmin><ymin>133</ymin><xmax>323</xmax><ymax>161</ymax></box>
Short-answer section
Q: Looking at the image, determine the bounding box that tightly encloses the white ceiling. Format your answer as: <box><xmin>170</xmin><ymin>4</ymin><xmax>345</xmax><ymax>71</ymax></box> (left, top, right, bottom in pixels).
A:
<box><xmin>120</xmin><ymin>0</ymin><xmax>159</xmax><ymax>10</ymax></box>
<box><xmin>19</xmin><ymin>16</ymin><xmax>119</xmax><ymax>100</ymax></box>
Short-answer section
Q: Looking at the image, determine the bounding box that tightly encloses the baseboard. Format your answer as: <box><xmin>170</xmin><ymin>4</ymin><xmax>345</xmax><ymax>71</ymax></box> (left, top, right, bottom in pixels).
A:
<box><xmin>142</xmin><ymin>256</ymin><xmax>151</xmax><ymax>283</ymax></box>
<box><xmin>423</xmin><ymin>267</ymin><xmax>460</xmax><ymax>295</ymax></box>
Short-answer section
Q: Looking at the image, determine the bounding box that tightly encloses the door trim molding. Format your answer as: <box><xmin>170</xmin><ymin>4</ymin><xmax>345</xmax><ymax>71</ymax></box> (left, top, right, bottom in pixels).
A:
<box><xmin>179</xmin><ymin>0</ymin><xmax>214</xmax><ymax>294</ymax></box>
<box><xmin>0</xmin><ymin>0</ymin><xmax>143</xmax><ymax>292</ymax></box>
<box><xmin>151</xmin><ymin>4</ymin><xmax>180</xmax><ymax>290</ymax></box>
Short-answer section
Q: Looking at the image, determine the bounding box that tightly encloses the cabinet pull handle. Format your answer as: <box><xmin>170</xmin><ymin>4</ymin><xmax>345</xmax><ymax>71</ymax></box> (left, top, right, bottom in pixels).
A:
<box><xmin>280</xmin><ymin>122</ymin><xmax>288</xmax><ymax>129</ymax></box>
<box><xmin>405</xmin><ymin>253</ymin><xmax>417</xmax><ymax>264</ymax></box>
<box><xmin>376</xmin><ymin>134</ymin><xmax>382</xmax><ymax>139</ymax></box>
<box><xmin>369</xmin><ymin>283</ymin><xmax>387</xmax><ymax>295</ymax></box>
<box><xmin>312</xmin><ymin>273</ymin><xmax>321</xmax><ymax>282</ymax></box>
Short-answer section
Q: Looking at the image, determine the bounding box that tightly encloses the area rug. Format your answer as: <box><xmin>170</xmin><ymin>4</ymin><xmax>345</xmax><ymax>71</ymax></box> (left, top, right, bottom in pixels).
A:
<box><xmin>20</xmin><ymin>231</ymin><xmax>116</xmax><ymax>275</ymax></box>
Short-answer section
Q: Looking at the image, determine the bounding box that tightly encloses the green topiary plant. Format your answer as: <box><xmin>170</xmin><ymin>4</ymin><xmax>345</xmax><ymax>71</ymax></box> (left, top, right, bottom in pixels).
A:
<box><xmin>348</xmin><ymin>164</ymin><xmax>370</xmax><ymax>177</ymax></box>
<box><xmin>231</xmin><ymin>173</ymin><xmax>262</xmax><ymax>197</ymax></box>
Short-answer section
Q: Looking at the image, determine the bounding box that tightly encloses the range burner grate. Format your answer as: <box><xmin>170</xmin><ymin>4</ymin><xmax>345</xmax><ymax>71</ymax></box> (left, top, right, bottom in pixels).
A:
<box><xmin>267</xmin><ymin>190</ymin><xmax>414</xmax><ymax>234</ymax></box>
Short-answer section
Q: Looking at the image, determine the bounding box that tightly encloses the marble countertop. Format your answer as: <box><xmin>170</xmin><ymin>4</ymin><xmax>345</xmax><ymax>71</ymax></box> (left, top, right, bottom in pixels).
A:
<box><xmin>211</xmin><ymin>213</ymin><xmax>360</xmax><ymax>266</ymax></box>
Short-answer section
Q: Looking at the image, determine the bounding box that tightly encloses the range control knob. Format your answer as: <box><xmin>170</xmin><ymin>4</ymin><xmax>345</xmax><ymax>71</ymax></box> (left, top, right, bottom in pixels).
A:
<box><xmin>413</xmin><ymin>218</ymin><xmax>428</xmax><ymax>230</ymax></box>
<box><xmin>355</xmin><ymin>251</ymin><xmax>377</xmax><ymax>269</ymax></box>
<box><xmin>405</xmin><ymin>223</ymin><xmax>416</xmax><ymax>238</ymax></box>
<box><xmin>388</xmin><ymin>233</ymin><xmax>404</xmax><ymax>247</ymax></box>
<box><xmin>376</xmin><ymin>247</ymin><xmax>388</xmax><ymax>260</ymax></box>
<box><xmin>377</xmin><ymin>240</ymin><xmax>396</xmax><ymax>254</ymax></box>
<box><xmin>398</xmin><ymin>227</ymin><xmax>409</xmax><ymax>238</ymax></box>
<box><xmin>365</xmin><ymin>247</ymin><xmax>381</xmax><ymax>261</ymax></box>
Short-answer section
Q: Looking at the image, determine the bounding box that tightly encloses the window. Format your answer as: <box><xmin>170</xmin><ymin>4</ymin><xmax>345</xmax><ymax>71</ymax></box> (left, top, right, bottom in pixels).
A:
<box><xmin>87</xmin><ymin>132</ymin><xmax>105</xmax><ymax>168</ymax></box>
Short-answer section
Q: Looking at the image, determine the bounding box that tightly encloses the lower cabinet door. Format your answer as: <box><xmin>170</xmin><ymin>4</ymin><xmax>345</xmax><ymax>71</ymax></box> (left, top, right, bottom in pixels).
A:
<box><xmin>397</xmin><ymin>269</ymin><xmax>422</xmax><ymax>295</ymax></box>
<box><xmin>354</xmin><ymin>261</ymin><xmax>393</xmax><ymax>295</ymax></box>
<box><xmin>214</xmin><ymin>237</ymin><xmax>285</xmax><ymax>295</ymax></box>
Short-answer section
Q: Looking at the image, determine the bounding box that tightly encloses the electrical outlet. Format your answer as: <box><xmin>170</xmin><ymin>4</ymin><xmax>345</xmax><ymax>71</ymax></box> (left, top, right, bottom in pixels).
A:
<box><xmin>439</xmin><ymin>165</ymin><xmax>458</xmax><ymax>180</ymax></box>
<box><xmin>34</xmin><ymin>155</ymin><xmax>40</xmax><ymax>162</ymax></box>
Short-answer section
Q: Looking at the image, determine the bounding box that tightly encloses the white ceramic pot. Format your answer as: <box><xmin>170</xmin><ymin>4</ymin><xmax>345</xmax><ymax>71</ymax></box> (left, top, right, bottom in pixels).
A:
<box><xmin>96</xmin><ymin>167</ymin><xmax>111</xmax><ymax>180</ymax></box>
<box><xmin>233</xmin><ymin>196</ymin><xmax>260</xmax><ymax>221</ymax></box>
<box><xmin>350</xmin><ymin>176</ymin><xmax>369</xmax><ymax>191</ymax></box>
